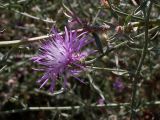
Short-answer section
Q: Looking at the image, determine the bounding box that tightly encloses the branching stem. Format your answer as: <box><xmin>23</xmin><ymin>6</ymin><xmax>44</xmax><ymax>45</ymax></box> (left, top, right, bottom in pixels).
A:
<box><xmin>130</xmin><ymin>1</ymin><xmax>153</xmax><ymax>119</ymax></box>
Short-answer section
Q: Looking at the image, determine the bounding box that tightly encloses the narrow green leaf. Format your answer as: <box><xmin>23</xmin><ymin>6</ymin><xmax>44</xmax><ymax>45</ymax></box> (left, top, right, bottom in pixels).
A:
<box><xmin>92</xmin><ymin>32</ymin><xmax>103</xmax><ymax>54</ymax></box>
<box><xmin>124</xmin><ymin>14</ymin><xmax>132</xmax><ymax>25</ymax></box>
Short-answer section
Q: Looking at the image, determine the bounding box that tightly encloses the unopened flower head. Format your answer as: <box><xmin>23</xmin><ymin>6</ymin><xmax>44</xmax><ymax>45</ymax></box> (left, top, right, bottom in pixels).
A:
<box><xmin>32</xmin><ymin>27</ymin><xmax>93</xmax><ymax>92</ymax></box>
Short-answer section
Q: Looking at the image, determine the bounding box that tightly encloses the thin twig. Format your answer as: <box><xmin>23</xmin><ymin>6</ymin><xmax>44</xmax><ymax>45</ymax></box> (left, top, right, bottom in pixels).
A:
<box><xmin>134</xmin><ymin>26</ymin><xmax>159</xmax><ymax>38</ymax></box>
<box><xmin>0</xmin><ymin>101</ymin><xmax>160</xmax><ymax>115</ymax></box>
<box><xmin>87</xmin><ymin>73</ymin><xmax>105</xmax><ymax>101</ymax></box>
<box><xmin>113</xmin><ymin>7</ymin><xmax>143</xmax><ymax>20</ymax></box>
<box><xmin>14</xmin><ymin>10</ymin><xmax>55</xmax><ymax>24</ymax></box>
<box><xmin>85</xmin><ymin>41</ymin><xmax>129</xmax><ymax>64</ymax></box>
<box><xmin>1</xmin><ymin>0</ymin><xmax>26</xmax><ymax>7</ymax></box>
<box><xmin>0</xmin><ymin>29</ymin><xmax>83</xmax><ymax>46</ymax></box>
<box><xmin>130</xmin><ymin>1</ymin><xmax>153</xmax><ymax>119</ymax></box>
<box><xmin>89</xmin><ymin>66</ymin><xmax>127</xmax><ymax>72</ymax></box>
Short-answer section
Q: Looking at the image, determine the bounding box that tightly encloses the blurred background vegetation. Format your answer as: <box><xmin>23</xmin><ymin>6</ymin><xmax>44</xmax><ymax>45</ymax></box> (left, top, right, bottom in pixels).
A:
<box><xmin>0</xmin><ymin>0</ymin><xmax>160</xmax><ymax>119</ymax></box>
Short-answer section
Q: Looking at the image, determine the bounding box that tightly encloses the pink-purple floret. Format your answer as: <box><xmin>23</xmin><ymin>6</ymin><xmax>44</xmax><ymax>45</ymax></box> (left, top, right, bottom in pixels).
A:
<box><xmin>32</xmin><ymin>27</ymin><xmax>93</xmax><ymax>92</ymax></box>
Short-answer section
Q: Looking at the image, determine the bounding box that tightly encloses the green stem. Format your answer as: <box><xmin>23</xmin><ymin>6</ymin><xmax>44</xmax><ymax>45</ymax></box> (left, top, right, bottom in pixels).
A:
<box><xmin>130</xmin><ymin>1</ymin><xmax>153</xmax><ymax>119</ymax></box>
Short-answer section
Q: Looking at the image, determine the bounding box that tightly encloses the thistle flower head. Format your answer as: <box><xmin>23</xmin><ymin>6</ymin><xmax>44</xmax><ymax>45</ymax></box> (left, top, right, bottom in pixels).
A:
<box><xmin>32</xmin><ymin>27</ymin><xmax>93</xmax><ymax>92</ymax></box>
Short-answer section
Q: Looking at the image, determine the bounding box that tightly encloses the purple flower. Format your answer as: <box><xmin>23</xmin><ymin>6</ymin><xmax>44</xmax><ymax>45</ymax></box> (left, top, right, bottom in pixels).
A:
<box><xmin>32</xmin><ymin>27</ymin><xmax>93</xmax><ymax>92</ymax></box>
<box><xmin>113</xmin><ymin>77</ymin><xmax>124</xmax><ymax>92</ymax></box>
<box><xmin>97</xmin><ymin>98</ymin><xmax>105</xmax><ymax>105</ymax></box>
